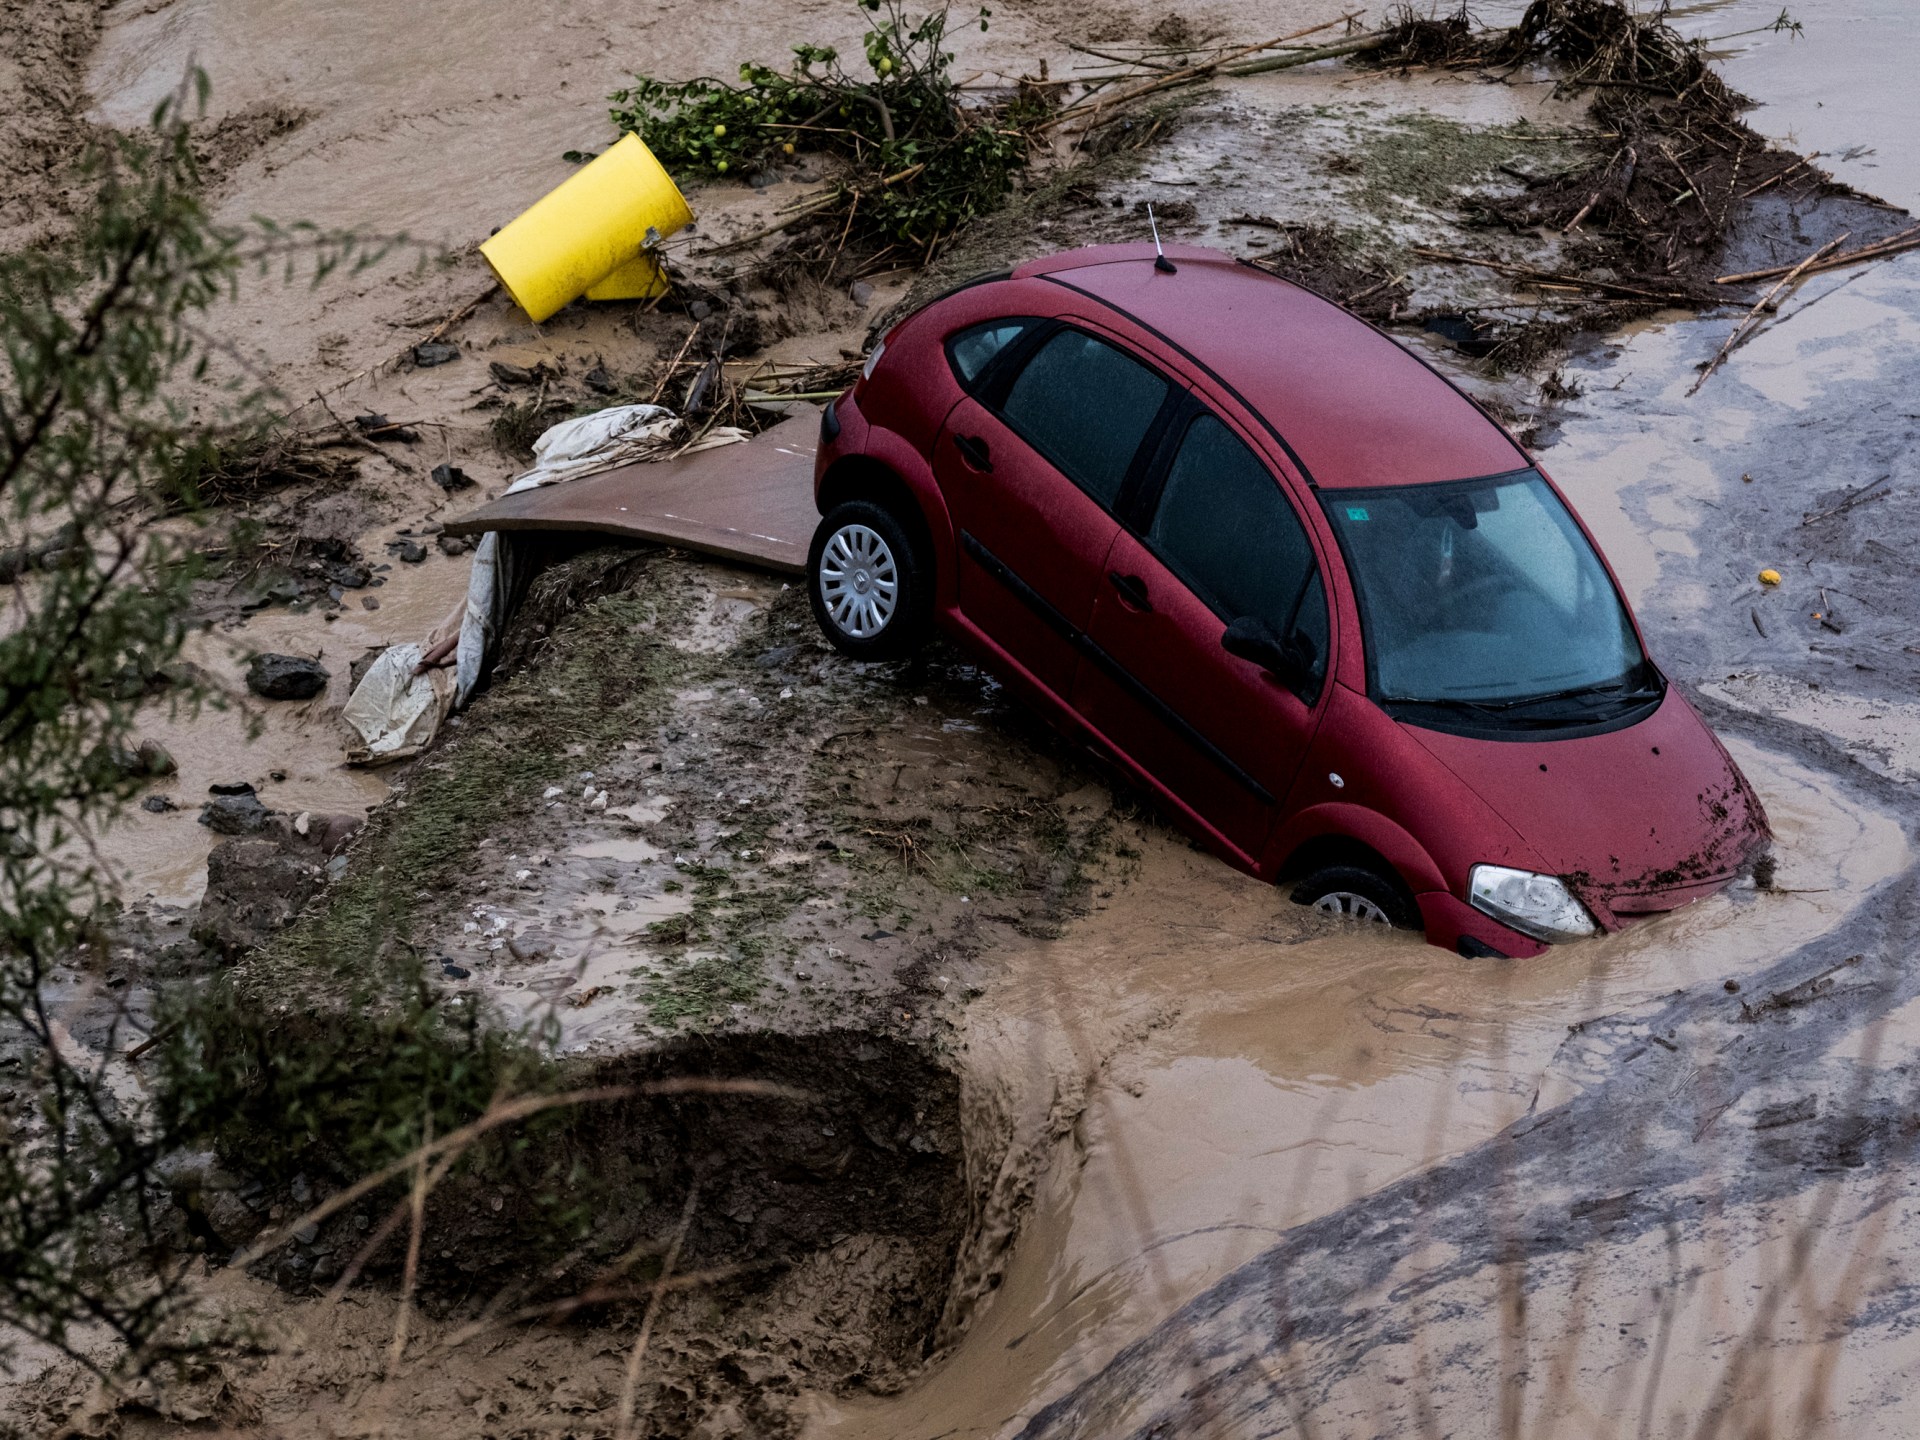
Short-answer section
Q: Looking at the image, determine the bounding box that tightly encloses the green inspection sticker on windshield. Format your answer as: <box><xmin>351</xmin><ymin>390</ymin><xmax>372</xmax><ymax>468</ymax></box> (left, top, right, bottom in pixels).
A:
<box><xmin>1345</xmin><ymin>506</ymin><xmax>1370</xmax><ymax>522</ymax></box>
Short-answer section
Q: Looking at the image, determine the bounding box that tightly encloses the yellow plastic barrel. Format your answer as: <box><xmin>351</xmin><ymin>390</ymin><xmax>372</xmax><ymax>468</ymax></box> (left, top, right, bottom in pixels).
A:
<box><xmin>583</xmin><ymin>251</ymin><xmax>671</xmax><ymax>302</ymax></box>
<box><xmin>480</xmin><ymin>133</ymin><xmax>693</xmax><ymax>323</ymax></box>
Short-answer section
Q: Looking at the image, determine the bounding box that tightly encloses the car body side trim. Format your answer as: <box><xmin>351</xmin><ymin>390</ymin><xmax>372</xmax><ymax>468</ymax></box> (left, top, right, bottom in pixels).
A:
<box><xmin>959</xmin><ymin>529</ymin><xmax>1276</xmax><ymax>806</ymax></box>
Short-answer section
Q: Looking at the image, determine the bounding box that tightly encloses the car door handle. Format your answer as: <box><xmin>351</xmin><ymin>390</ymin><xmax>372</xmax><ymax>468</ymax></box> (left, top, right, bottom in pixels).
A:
<box><xmin>1108</xmin><ymin>571</ymin><xmax>1152</xmax><ymax>611</ymax></box>
<box><xmin>954</xmin><ymin>434</ymin><xmax>992</xmax><ymax>472</ymax></box>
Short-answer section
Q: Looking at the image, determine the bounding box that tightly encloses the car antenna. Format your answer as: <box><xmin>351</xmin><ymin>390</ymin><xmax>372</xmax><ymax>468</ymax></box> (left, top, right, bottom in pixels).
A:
<box><xmin>1146</xmin><ymin>203</ymin><xmax>1177</xmax><ymax>274</ymax></box>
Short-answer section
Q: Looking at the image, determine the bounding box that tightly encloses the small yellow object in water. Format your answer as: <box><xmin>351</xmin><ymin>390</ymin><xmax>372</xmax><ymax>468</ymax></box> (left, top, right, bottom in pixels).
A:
<box><xmin>1758</xmin><ymin>569</ymin><xmax>1781</xmax><ymax>586</ymax></box>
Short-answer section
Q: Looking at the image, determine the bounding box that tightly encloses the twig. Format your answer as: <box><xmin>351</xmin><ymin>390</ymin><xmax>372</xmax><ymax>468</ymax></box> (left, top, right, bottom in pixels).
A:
<box><xmin>613</xmin><ymin>1183</ymin><xmax>701</xmax><ymax>1440</ymax></box>
<box><xmin>1798</xmin><ymin>474</ymin><xmax>1891</xmax><ymax>527</ymax></box>
<box><xmin>386</xmin><ymin>1111</ymin><xmax>432</xmax><ymax>1377</ymax></box>
<box><xmin>1688</xmin><ymin>233</ymin><xmax>1848</xmax><ymax>395</ymax></box>
<box><xmin>647</xmin><ymin>324</ymin><xmax>702</xmax><ymax>407</ymax></box>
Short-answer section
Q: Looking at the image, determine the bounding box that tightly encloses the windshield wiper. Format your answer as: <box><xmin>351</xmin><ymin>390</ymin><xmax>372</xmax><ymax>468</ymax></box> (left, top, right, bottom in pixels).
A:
<box><xmin>1466</xmin><ymin>680</ymin><xmax>1663</xmax><ymax>713</ymax></box>
<box><xmin>1383</xmin><ymin>682</ymin><xmax>1663</xmax><ymax>724</ymax></box>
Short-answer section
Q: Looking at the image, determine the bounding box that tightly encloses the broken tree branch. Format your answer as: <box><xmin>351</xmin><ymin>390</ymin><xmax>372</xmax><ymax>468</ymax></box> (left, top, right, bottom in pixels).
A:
<box><xmin>1688</xmin><ymin>232</ymin><xmax>1848</xmax><ymax>395</ymax></box>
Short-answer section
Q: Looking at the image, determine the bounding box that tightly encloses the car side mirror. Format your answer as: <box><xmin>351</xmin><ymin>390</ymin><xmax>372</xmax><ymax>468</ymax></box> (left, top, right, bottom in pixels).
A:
<box><xmin>1222</xmin><ymin>616</ymin><xmax>1307</xmax><ymax>685</ymax></box>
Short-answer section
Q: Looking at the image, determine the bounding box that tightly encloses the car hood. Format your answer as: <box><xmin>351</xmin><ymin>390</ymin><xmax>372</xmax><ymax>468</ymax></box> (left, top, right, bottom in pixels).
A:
<box><xmin>1403</xmin><ymin>688</ymin><xmax>1770</xmax><ymax>927</ymax></box>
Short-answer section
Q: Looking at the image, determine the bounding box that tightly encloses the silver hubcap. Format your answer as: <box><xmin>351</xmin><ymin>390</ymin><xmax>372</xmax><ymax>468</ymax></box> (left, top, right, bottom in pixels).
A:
<box><xmin>1311</xmin><ymin>891</ymin><xmax>1390</xmax><ymax>924</ymax></box>
<box><xmin>819</xmin><ymin>524</ymin><xmax>899</xmax><ymax>639</ymax></box>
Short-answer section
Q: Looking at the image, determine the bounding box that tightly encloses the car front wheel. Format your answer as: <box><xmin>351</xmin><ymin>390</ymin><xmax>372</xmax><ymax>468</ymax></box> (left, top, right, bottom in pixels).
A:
<box><xmin>808</xmin><ymin>498</ymin><xmax>931</xmax><ymax>661</ymax></box>
<box><xmin>1289</xmin><ymin>864</ymin><xmax>1421</xmax><ymax>929</ymax></box>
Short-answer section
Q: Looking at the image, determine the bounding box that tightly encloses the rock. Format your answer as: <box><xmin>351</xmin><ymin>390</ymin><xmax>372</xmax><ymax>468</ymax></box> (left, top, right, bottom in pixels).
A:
<box><xmin>309</xmin><ymin>813</ymin><xmax>363</xmax><ymax>854</ymax></box>
<box><xmin>137</xmin><ymin>738</ymin><xmax>177</xmax><ymax>776</ymax></box>
<box><xmin>361</xmin><ymin>595</ymin><xmax>380</xmax><ymax>610</ymax></box>
<box><xmin>392</xmin><ymin>538</ymin><xmax>428</xmax><ymax>564</ymax></box>
<box><xmin>199</xmin><ymin>792</ymin><xmax>272</xmax><ymax>836</ymax></box>
<box><xmin>0</xmin><ymin>546</ymin><xmax>25</xmax><ymax>585</ymax></box>
<box><xmin>199</xmin><ymin>1187</ymin><xmax>266</xmax><ymax>1248</ymax></box>
<box><xmin>331</xmin><ymin>561</ymin><xmax>372</xmax><ymax>589</ymax></box>
<box><xmin>412</xmin><ymin>342</ymin><xmax>460</xmax><ymax>367</ymax></box>
<box><xmin>688</xmin><ymin>299</ymin><xmax>713</xmax><ymax>321</ymax></box>
<box><xmin>246</xmin><ymin>653</ymin><xmax>329</xmax><ymax>701</ymax></box>
<box><xmin>850</xmin><ymin>280</ymin><xmax>875</xmax><ymax>305</ymax></box>
<box><xmin>584</xmin><ymin>363</ymin><xmax>617</xmax><ymax>394</ymax></box>
<box><xmin>436</xmin><ymin>533</ymin><xmax>472</xmax><ymax>557</ymax></box>
<box><xmin>488</xmin><ymin>360</ymin><xmax>537</xmax><ymax>386</ymax></box>
<box><xmin>193</xmin><ymin>833</ymin><xmax>326</xmax><ymax>957</ymax></box>
<box><xmin>507</xmin><ymin>930</ymin><xmax>557</xmax><ymax>962</ymax></box>
<box><xmin>430</xmin><ymin>462</ymin><xmax>473</xmax><ymax>491</ymax></box>
<box><xmin>141</xmin><ymin>794</ymin><xmax>177</xmax><ymax>814</ymax></box>
<box><xmin>208</xmin><ymin>780</ymin><xmax>256</xmax><ymax>797</ymax></box>
<box><xmin>442</xmin><ymin>962</ymin><xmax>471</xmax><ymax>979</ymax></box>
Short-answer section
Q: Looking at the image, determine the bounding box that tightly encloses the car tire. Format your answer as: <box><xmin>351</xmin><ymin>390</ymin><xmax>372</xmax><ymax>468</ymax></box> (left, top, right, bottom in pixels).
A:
<box><xmin>1289</xmin><ymin>864</ymin><xmax>1421</xmax><ymax>929</ymax></box>
<box><xmin>808</xmin><ymin>498</ymin><xmax>932</xmax><ymax>661</ymax></box>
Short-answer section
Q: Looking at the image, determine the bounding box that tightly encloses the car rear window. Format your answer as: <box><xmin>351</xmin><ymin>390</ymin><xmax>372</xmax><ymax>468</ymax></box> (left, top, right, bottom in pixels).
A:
<box><xmin>1000</xmin><ymin>329</ymin><xmax>1168</xmax><ymax>507</ymax></box>
<box><xmin>1149</xmin><ymin>413</ymin><xmax>1327</xmax><ymax>682</ymax></box>
<box><xmin>946</xmin><ymin>318</ymin><xmax>1035</xmax><ymax>388</ymax></box>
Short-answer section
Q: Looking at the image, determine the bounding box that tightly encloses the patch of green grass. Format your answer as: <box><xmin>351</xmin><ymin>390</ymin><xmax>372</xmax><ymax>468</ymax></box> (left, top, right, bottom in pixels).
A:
<box><xmin>640</xmin><ymin>951</ymin><xmax>767</xmax><ymax>1027</ymax></box>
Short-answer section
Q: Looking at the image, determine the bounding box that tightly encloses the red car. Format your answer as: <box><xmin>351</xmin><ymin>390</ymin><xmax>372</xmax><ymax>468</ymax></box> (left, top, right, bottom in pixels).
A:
<box><xmin>806</xmin><ymin>243</ymin><xmax>1769</xmax><ymax>957</ymax></box>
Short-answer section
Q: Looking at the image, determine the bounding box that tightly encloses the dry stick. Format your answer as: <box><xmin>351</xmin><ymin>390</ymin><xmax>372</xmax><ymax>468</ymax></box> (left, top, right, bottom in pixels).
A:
<box><xmin>613</xmin><ymin>1183</ymin><xmax>702</xmax><ymax>1440</ymax></box>
<box><xmin>1715</xmin><ymin>223</ymin><xmax>1920</xmax><ymax>284</ymax></box>
<box><xmin>646</xmin><ymin>323</ymin><xmax>702</xmax><ymax>407</ymax></box>
<box><xmin>385</xmin><ymin>1113</ymin><xmax>433</xmax><ymax>1377</ymax></box>
<box><xmin>1687</xmin><ymin>233</ymin><xmax>1848</xmax><ymax>396</ymax></box>
<box><xmin>1043</xmin><ymin>14</ymin><xmax>1367</xmax><ymax>132</ymax></box>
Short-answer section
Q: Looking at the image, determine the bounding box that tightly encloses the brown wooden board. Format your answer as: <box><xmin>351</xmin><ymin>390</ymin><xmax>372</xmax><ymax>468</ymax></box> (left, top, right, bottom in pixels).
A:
<box><xmin>441</xmin><ymin>410</ymin><xmax>821</xmax><ymax>575</ymax></box>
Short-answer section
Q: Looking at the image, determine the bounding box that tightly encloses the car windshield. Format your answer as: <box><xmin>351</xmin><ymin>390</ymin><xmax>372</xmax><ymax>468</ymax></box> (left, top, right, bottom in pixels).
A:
<box><xmin>1322</xmin><ymin>471</ymin><xmax>1655</xmax><ymax>723</ymax></box>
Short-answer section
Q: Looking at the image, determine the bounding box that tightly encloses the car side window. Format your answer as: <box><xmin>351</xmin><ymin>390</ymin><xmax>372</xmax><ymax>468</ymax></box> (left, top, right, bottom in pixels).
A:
<box><xmin>946</xmin><ymin>318</ymin><xmax>1035</xmax><ymax>389</ymax></box>
<box><xmin>998</xmin><ymin>328</ymin><xmax>1169</xmax><ymax>507</ymax></box>
<box><xmin>1148</xmin><ymin>412</ymin><xmax>1329</xmax><ymax>690</ymax></box>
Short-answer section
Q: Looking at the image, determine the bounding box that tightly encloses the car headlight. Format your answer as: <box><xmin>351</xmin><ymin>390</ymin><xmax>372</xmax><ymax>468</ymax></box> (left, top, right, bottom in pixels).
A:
<box><xmin>861</xmin><ymin>339</ymin><xmax>886</xmax><ymax>381</ymax></box>
<box><xmin>1468</xmin><ymin>864</ymin><xmax>1598</xmax><ymax>943</ymax></box>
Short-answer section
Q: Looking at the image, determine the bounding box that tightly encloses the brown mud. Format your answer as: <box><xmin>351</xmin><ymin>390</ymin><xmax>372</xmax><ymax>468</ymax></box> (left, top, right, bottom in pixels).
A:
<box><xmin>7</xmin><ymin>0</ymin><xmax>1920</xmax><ymax>1436</ymax></box>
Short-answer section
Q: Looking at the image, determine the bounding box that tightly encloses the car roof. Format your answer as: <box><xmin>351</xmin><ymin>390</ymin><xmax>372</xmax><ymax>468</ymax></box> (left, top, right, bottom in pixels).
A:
<box><xmin>1011</xmin><ymin>244</ymin><xmax>1525</xmax><ymax>490</ymax></box>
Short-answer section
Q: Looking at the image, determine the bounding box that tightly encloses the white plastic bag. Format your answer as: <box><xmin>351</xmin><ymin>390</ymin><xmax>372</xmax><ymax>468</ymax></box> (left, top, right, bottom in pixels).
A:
<box><xmin>342</xmin><ymin>643</ymin><xmax>453</xmax><ymax>764</ymax></box>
